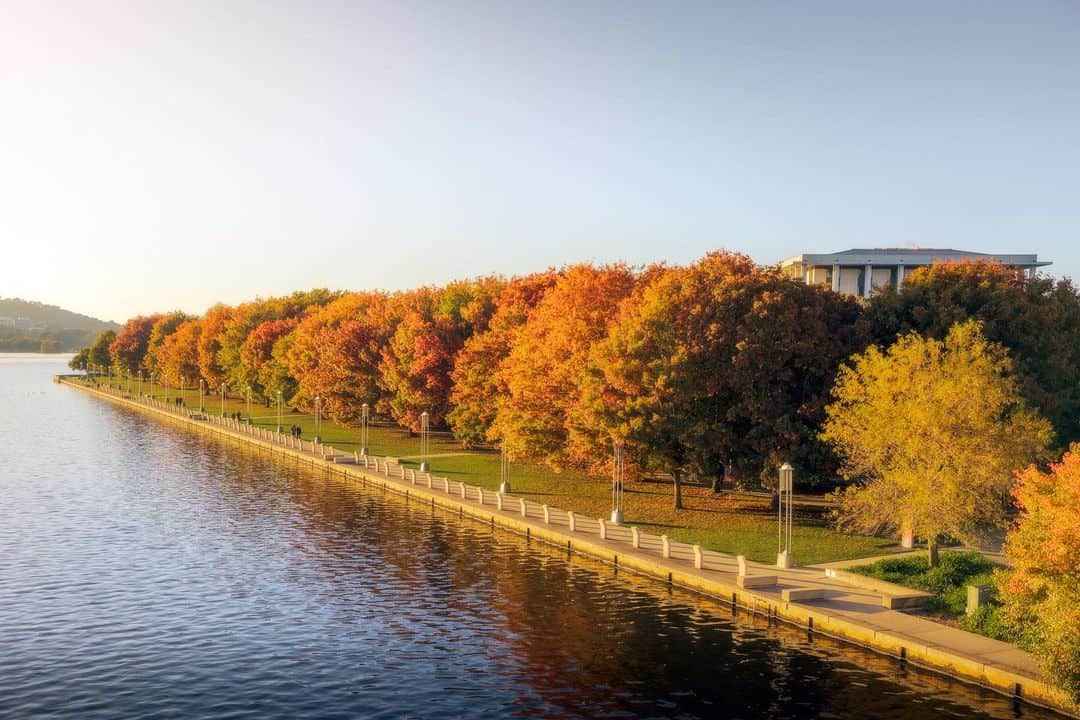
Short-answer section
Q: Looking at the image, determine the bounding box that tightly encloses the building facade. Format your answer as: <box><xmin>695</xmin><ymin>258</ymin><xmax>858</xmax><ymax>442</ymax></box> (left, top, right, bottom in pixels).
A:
<box><xmin>780</xmin><ymin>248</ymin><xmax>1051</xmax><ymax>298</ymax></box>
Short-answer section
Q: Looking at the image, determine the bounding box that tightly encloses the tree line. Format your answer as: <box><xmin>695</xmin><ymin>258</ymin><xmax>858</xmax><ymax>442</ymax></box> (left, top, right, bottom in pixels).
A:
<box><xmin>74</xmin><ymin>253</ymin><xmax>1078</xmax><ymax>499</ymax></box>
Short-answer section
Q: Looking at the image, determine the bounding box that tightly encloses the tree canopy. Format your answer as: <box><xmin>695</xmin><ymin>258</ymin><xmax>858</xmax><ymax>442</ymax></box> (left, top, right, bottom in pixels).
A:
<box><xmin>1000</xmin><ymin>446</ymin><xmax>1080</xmax><ymax>702</ymax></box>
<box><xmin>822</xmin><ymin>320</ymin><xmax>1053</xmax><ymax>565</ymax></box>
<box><xmin>867</xmin><ymin>262</ymin><xmax>1080</xmax><ymax>446</ymax></box>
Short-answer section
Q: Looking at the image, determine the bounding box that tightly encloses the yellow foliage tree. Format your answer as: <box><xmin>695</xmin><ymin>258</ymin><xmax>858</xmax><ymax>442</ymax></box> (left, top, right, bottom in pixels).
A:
<box><xmin>822</xmin><ymin>320</ymin><xmax>1052</xmax><ymax>566</ymax></box>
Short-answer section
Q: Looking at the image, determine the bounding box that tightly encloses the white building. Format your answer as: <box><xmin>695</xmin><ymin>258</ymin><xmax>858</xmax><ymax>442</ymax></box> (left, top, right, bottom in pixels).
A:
<box><xmin>780</xmin><ymin>248</ymin><xmax>1051</xmax><ymax>298</ymax></box>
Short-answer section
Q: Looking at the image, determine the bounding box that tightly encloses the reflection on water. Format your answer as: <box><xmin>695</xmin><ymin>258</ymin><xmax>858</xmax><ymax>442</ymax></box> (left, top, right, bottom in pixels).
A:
<box><xmin>0</xmin><ymin>356</ymin><xmax>1062</xmax><ymax>718</ymax></box>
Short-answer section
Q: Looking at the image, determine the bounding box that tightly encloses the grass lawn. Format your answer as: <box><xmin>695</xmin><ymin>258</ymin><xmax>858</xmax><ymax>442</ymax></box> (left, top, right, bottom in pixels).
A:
<box><xmin>847</xmin><ymin>552</ymin><xmax>1016</xmax><ymax>640</ymax></box>
<box><xmin>90</xmin><ymin>376</ymin><xmax>897</xmax><ymax>565</ymax></box>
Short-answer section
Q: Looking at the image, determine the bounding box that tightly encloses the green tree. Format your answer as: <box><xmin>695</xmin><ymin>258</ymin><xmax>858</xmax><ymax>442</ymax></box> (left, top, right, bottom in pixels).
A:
<box><xmin>822</xmin><ymin>320</ymin><xmax>1053</xmax><ymax>566</ymax></box>
<box><xmin>88</xmin><ymin>329</ymin><xmax>116</xmax><ymax>371</ymax></box>
<box><xmin>69</xmin><ymin>347</ymin><xmax>90</xmax><ymax>373</ymax></box>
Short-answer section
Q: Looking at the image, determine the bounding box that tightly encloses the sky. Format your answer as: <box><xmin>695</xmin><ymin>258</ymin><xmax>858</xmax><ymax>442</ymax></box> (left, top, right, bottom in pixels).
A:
<box><xmin>1</xmin><ymin>1</ymin><xmax>1077</xmax><ymax>324</ymax></box>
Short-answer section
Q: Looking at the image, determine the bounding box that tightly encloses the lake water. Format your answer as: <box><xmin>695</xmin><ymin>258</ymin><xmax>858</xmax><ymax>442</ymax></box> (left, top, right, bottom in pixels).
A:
<box><xmin>0</xmin><ymin>354</ymin><xmax>1063</xmax><ymax>719</ymax></box>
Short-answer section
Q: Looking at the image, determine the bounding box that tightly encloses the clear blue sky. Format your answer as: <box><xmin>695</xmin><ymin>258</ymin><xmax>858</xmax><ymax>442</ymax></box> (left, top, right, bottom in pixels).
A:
<box><xmin>1</xmin><ymin>1</ymin><xmax>1077</xmax><ymax>323</ymax></box>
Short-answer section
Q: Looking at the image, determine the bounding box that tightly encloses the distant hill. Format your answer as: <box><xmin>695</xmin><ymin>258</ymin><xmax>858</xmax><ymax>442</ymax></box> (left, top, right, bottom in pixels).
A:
<box><xmin>0</xmin><ymin>298</ymin><xmax>118</xmax><ymax>353</ymax></box>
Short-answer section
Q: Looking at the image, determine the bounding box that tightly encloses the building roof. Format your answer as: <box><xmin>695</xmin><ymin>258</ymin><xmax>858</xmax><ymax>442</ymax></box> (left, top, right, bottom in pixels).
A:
<box><xmin>781</xmin><ymin>248</ymin><xmax>1051</xmax><ymax>268</ymax></box>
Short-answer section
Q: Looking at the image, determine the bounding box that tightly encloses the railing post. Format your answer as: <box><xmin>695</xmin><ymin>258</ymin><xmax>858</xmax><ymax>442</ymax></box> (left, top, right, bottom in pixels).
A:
<box><xmin>477</xmin><ymin>488</ymin><xmax>485</xmax><ymax>505</ymax></box>
<box><xmin>543</xmin><ymin>505</ymin><xmax>550</xmax><ymax>524</ymax></box>
<box><xmin>460</xmin><ymin>482</ymin><xmax>467</xmax><ymax>499</ymax></box>
<box><xmin>631</xmin><ymin>527</ymin><xmax>640</xmax><ymax>548</ymax></box>
<box><xmin>662</xmin><ymin>535</ymin><xmax>671</xmax><ymax>559</ymax></box>
<box><xmin>693</xmin><ymin>544</ymin><xmax>703</xmax><ymax>569</ymax></box>
<box><xmin>567</xmin><ymin>511</ymin><xmax>576</xmax><ymax>532</ymax></box>
<box><xmin>427</xmin><ymin>473</ymin><xmax>433</xmax><ymax>489</ymax></box>
<box><xmin>496</xmin><ymin>493</ymin><xmax>504</xmax><ymax>511</ymax></box>
<box><xmin>598</xmin><ymin>518</ymin><xmax>607</xmax><ymax>540</ymax></box>
<box><xmin>520</xmin><ymin>498</ymin><xmax>528</xmax><ymax>517</ymax></box>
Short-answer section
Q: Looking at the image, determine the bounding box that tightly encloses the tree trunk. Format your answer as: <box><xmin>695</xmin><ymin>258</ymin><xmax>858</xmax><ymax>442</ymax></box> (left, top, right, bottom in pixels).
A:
<box><xmin>927</xmin><ymin>539</ymin><xmax>939</xmax><ymax>568</ymax></box>
<box><xmin>673</xmin><ymin>469</ymin><xmax>684</xmax><ymax>510</ymax></box>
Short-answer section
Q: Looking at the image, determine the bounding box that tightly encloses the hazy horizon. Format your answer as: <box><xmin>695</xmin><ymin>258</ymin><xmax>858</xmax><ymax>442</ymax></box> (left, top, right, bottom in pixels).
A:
<box><xmin>2</xmin><ymin>1</ymin><xmax>1077</xmax><ymax>323</ymax></box>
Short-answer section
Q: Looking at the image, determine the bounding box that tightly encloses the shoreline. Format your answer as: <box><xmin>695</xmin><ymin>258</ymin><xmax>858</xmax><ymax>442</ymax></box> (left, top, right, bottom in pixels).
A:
<box><xmin>57</xmin><ymin>374</ymin><xmax>1079</xmax><ymax>719</ymax></box>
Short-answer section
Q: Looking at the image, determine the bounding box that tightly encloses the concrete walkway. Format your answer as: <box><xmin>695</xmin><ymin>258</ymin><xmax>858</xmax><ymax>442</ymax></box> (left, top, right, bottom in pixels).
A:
<box><xmin>58</xmin><ymin>377</ymin><xmax>1078</xmax><ymax>718</ymax></box>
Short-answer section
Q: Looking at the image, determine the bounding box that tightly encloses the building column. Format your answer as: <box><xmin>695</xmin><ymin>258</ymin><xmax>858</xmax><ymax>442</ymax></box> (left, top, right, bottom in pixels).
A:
<box><xmin>863</xmin><ymin>263</ymin><xmax>873</xmax><ymax>298</ymax></box>
<box><xmin>897</xmin><ymin>263</ymin><xmax>905</xmax><ymax>288</ymax></box>
<box><xmin>831</xmin><ymin>264</ymin><xmax>840</xmax><ymax>292</ymax></box>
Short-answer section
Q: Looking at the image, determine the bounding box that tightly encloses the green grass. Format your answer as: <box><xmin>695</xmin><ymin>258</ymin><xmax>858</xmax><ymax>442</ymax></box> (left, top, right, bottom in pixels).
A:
<box><xmin>848</xmin><ymin>552</ymin><xmax>1017</xmax><ymax>641</ymax></box>
<box><xmin>88</xmin><ymin>375</ymin><xmax>897</xmax><ymax>565</ymax></box>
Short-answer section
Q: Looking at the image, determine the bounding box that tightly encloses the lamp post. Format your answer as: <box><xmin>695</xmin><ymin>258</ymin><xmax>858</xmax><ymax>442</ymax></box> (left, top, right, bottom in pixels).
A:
<box><xmin>419</xmin><ymin>411</ymin><xmax>430</xmax><ymax>472</ymax></box>
<box><xmin>499</xmin><ymin>446</ymin><xmax>511</xmax><ymax>494</ymax></box>
<box><xmin>138</xmin><ymin>372</ymin><xmax>143</xmax><ymax>397</ymax></box>
<box><xmin>199</xmin><ymin>379</ymin><xmax>205</xmax><ymax>412</ymax></box>
<box><xmin>246</xmin><ymin>385</ymin><xmax>252</xmax><ymax>425</ymax></box>
<box><xmin>277</xmin><ymin>390</ymin><xmax>283</xmax><ymax>434</ymax></box>
<box><xmin>360</xmin><ymin>403</ymin><xmax>369</xmax><ymax>456</ymax></box>
<box><xmin>220</xmin><ymin>383</ymin><xmax>226</xmax><ymax>417</ymax></box>
<box><xmin>776</xmin><ymin>463</ymin><xmax>795</xmax><ymax>568</ymax></box>
<box><xmin>181</xmin><ymin>376</ymin><xmax>187</xmax><ymax>409</ymax></box>
<box><xmin>611</xmin><ymin>439</ymin><xmax>625</xmax><ymax>525</ymax></box>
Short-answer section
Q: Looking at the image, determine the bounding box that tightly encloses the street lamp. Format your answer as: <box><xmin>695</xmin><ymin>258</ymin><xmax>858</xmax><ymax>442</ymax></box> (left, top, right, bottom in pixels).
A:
<box><xmin>499</xmin><ymin>446</ymin><xmax>511</xmax><ymax>494</ymax></box>
<box><xmin>611</xmin><ymin>439</ymin><xmax>625</xmax><ymax>525</ymax></box>
<box><xmin>181</xmin><ymin>376</ymin><xmax>186</xmax><ymax>409</ymax></box>
<box><xmin>221</xmin><ymin>383</ymin><xmax>226</xmax><ymax>417</ymax></box>
<box><xmin>360</xmin><ymin>402</ymin><xmax>369</xmax><ymax>456</ymax></box>
<box><xmin>419</xmin><ymin>411</ymin><xmax>430</xmax><ymax>472</ymax></box>
<box><xmin>314</xmin><ymin>396</ymin><xmax>322</xmax><ymax>443</ymax></box>
<box><xmin>138</xmin><ymin>371</ymin><xmax>143</xmax><ymax>397</ymax></box>
<box><xmin>776</xmin><ymin>463</ymin><xmax>795</xmax><ymax>569</ymax></box>
<box><xmin>246</xmin><ymin>385</ymin><xmax>252</xmax><ymax>425</ymax></box>
<box><xmin>277</xmin><ymin>390</ymin><xmax>283</xmax><ymax>433</ymax></box>
<box><xmin>199</xmin><ymin>379</ymin><xmax>205</xmax><ymax>412</ymax></box>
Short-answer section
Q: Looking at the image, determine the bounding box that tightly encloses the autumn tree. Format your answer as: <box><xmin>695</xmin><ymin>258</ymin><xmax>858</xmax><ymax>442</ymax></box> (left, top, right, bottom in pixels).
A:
<box><xmin>1000</xmin><ymin>446</ymin><xmax>1080</xmax><ymax>702</ymax></box>
<box><xmin>283</xmin><ymin>292</ymin><xmax>393</xmax><ymax>422</ymax></box>
<box><xmin>381</xmin><ymin>278</ymin><xmax>503</xmax><ymax>433</ymax></box>
<box><xmin>156</xmin><ymin>319</ymin><xmax>202</xmax><ymax>388</ymax></box>
<box><xmin>448</xmin><ymin>271</ymin><xmax>559</xmax><ymax>447</ymax></box>
<box><xmin>582</xmin><ymin>252</ymin><xmax>866</xmax><ymax>509</ymax></box>
<box><xmin>218</xmin><ymin>289</ymin><xmax>339</xmax><ymax>393</ymax></box>
<box><xmin>239</xmin><ymin>317</ymin><xmax>299</xmax><ymax>399</ymax></box>
<box><xmin>822</xmin><ymin>320</ymin><xmax>1053</xmax><ymax>566</ymax></box>
<box><xmin>867</xmin><ymin>262</ymin><xmax>1080</xmax><ymax>446</ymax></box>
<box><xmin>109</xmin><ymin>315</ymin><xmax>160</xmax><ymax>375</ymax></box>
<box><xmin>69</xmin><ymin>347</ymin><xmax>90</xmax><ymax>373</ymax></box>
<box><xmin>87</xmin><ymin>329</ymin><xmax>116</xmax><ymax>371</ymax></box>
<box><xmin>489</xmin><ymin>264</ymin><xmax>637</xmax><ymax>472</ymax></box>
<box><xmin>141</xmin><ymin>311</ymin><xmax>190</xmax><ymax>377</ymax></box>
<box><xmin>196</xmin><ymin>304</ymin><xmax>233</xmax><ymax>391</ymax></box>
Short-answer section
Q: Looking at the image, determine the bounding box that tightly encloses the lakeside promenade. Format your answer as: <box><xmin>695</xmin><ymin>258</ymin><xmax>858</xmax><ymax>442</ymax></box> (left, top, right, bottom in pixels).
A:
<box><xmin>58</xmin><ymin>375</ymin><xmax>1079</xmax><ymax>718</ymax></box>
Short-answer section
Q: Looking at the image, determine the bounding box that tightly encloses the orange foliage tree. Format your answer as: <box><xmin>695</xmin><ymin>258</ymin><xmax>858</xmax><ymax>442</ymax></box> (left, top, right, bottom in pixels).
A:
<box><xmin>1001</xmin><ymin>446</ymin><xmax>1080</xmax><ymax>701</ymax></box>
<box><xmin>448</xmin><ymin>271</ymin><xmax>559</xmax><ymax>447</ymax></box>
<box><xmin>380</xmin><ymin>279</ymin><xmax>504</xmax><ymax>433</ymax></box>
<box><xmin>141</xmin><ymin>311</ymin><xmax>190</xmax><ymax>377</ymax></box>
<box><xmin>155</xmin><ymin>319</ymin><xmax>202</xmax><ymax>389</ymax></box>
<box><xmin>239</xmin><ymin>317</ymin><xmax>299</xmax><ymax>399</ymax></box>
<box><xmin>283</xmin><ymin>292</ymin><xmax>393</xmax><ymax>422</ymax></box>
<box><xmin>196</xmin><ymin>304</ymin><xmax>233</xmax><ymax>391</ymax></box>
<box><xmin>109</xmin><ymin>314</ymin><xmax>162</xmax><ymax>375</ymax></box>
<box><xmin>583</xmin><ymin>252</ymin><xmax>866</xmax><ymax>508</ymax></box>
<box><xmin>489</xmin><ymin>264</ymin><xmax>637</xmax><ymax>471</ymax></box>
